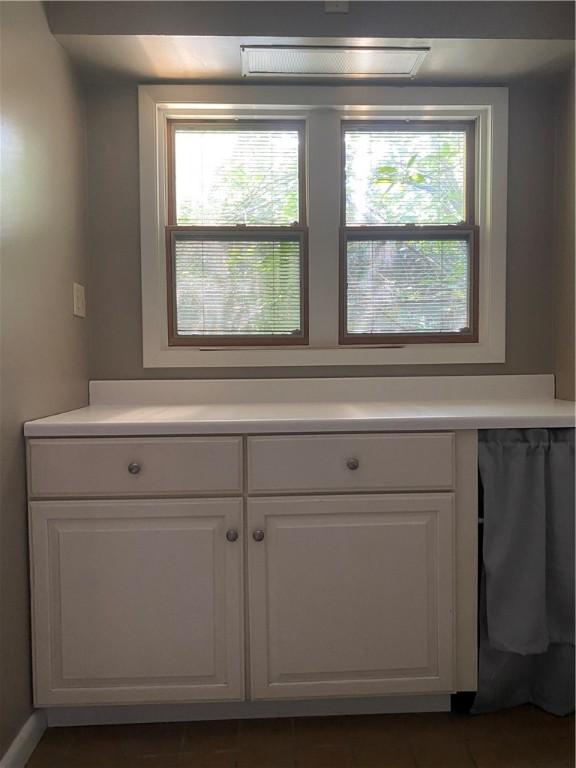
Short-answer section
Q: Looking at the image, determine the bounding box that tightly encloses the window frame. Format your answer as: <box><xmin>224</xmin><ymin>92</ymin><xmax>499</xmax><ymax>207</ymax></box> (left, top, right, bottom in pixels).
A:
<box><xmin>139</xmin><ymin>85</ymin><xmax>508</xmax><ymax>368</ymax></box>
<box><xmin>165</xmin><ymin>118</ymin><xmax>309</xmax><ymax>346</ymax></box>
<box><xmin>339</xmin><ymin>119</ymin><xmax>479</xmax><ymax>345</ymax></box>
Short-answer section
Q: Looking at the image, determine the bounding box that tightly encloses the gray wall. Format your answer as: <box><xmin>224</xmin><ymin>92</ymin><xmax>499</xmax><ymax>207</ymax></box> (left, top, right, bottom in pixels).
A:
<box><xmin>87</xmin><ymin>78</ymin><xmax>557</xmax><ymax>380</ymax></box>
<box><xmin>0</xmin><ymin>2</ymin><xmax>89</xmax><ymax>755</ymax></box>
<box><xmin>45</xmin><ymin>1</ymin><xmax>575</xmax><ymax>40</ymax></box>
<box><xmin>553</xmin><ymin>69</ymin><xmax>575</xmax><ymax>400</ymax></box>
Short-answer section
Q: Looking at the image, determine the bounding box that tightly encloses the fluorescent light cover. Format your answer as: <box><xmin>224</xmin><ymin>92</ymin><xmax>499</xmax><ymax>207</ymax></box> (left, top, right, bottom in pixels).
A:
<box><xmin>241</xmin><ymin>45</ymin><xmax>429</xmax><ymax>79</ymax></box>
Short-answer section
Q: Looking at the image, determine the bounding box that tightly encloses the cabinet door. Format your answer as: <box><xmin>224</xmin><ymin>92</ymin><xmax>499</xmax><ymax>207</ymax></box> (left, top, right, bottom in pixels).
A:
<box><xmin>30</xmin><ymin>499</ymin><xmax>244</xmax><ymax>705</ymax></box>
<box><xmin>248</xmin><ymin>494</ymin><xmax>454</xmax><ymax>700</ymax></box>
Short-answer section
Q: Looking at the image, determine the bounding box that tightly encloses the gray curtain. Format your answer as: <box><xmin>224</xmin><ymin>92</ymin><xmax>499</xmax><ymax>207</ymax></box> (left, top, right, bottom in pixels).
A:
<box><xmin>474</xmin><ymin>428</ymin><xmax>575</xmax><ymax>715</ymax></box>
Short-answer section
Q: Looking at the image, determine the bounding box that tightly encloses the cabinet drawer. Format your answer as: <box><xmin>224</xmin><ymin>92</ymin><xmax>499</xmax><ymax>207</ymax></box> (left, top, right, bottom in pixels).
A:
<box><xmin>248</xmin><ymin>433</ymin><xmax>454</xmax><ymax>493</ymax></box>
<box><xmin>28</xmin><ymin>437</ymin><xmax>243</xmax><ymax>498</ymax></box>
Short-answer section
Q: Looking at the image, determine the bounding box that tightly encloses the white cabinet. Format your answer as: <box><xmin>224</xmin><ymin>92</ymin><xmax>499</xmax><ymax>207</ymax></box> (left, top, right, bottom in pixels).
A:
<box><xmin>27</xmin><ymin>431</ymin><xmax>476</xmax><ymax>709</ymax></box>
<box><xmin>30</xmin><ymin>499</ymin><xmax>244</xmax><ymax>705</ymax></box>
<box><xmin>247</xmin><ymin>494</ymin><xmax>455</xmax><ymax>700</ymax></box>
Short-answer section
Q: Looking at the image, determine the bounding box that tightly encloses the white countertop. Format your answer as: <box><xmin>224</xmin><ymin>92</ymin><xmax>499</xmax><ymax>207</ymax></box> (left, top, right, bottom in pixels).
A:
<box><xmin>24</xmin><ymin>398</ymin><xmax>576</xmax><ymax>437</ymax></box>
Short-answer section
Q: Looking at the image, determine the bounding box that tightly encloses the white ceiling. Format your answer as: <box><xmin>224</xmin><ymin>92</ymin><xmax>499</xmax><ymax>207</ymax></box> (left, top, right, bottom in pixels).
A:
<box><xmin>57</xmin><ymin>35</ymin><xmax>574</xmax><ymax>82</ymax></box>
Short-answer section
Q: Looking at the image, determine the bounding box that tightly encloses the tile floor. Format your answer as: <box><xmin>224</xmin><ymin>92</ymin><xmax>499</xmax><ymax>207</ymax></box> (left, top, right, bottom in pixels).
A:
<box><xmin>26</xmin><ymin>706</ymin><xmax>574</xmax><ymax>768</ymax></box>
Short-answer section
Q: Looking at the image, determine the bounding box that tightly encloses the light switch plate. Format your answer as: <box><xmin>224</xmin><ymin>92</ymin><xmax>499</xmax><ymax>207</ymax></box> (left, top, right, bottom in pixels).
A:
<box><xmin>73</xmin><ymin>282</ymin><xmax>86</xmax><ymax>318</ymax></box>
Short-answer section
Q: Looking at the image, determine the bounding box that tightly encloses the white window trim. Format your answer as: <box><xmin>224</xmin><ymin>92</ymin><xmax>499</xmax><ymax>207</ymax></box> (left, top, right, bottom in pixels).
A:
<box><xmin>139</xmin><ymin>84</ymin><xmax>508</xmax><ymax>368</ymax></box>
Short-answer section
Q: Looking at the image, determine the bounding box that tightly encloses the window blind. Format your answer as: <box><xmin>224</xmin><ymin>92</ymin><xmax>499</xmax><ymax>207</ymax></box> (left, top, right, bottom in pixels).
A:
<box><xmin>174</xmin><ymin>127</ymin><xmax>301</xmax><ymax>226</ymax></box>
<box><xmin>344</xmin><ymin>127</ymin><xmax>467</xmax><ymax>225</ymax></box>
<box><xmin>345</xmin><ymin>238</ymin><xmax>471</xmax><ymax>335</ymax></box>
<box><xmin>174</xmin><ymin>237</ymin><xmax>303</xmax><ymax>337</ymax></box>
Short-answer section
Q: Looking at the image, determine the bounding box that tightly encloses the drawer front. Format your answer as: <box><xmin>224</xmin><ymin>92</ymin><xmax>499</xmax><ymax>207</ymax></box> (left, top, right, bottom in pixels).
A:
<box><xmin>28</xmin><ymin>437</ymin><xmax>243</xmax><ymax>498</ymax></box>
<box><xmin>248</xmin><ymin>433</ymin><xmax>454</xmax><ymax>493</ymax></box>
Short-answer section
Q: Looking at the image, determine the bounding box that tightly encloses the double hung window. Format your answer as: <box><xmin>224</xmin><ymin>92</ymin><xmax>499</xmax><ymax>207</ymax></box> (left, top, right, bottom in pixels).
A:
<box><xmin>341</xmin><ymin>121</ymin><xmax>477</xmax><ymax>344</ymax></box>
<box><xmin>139</xmin><ymin>85</ymin><xmax>508</xmax><ymax>367</ymax></box>
<box><xmin>167</xmin><ymin>118</ymin><xmax>477</xmax><ymax>348</ymax></box>
<box><xmin>166</xmin><ymin>121</ymin><xmax>307</xmax><ymax>345</ymax></box>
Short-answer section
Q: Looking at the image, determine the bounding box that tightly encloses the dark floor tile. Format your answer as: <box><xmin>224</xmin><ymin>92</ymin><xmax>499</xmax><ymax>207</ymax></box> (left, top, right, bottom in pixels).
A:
<box><xmin>394</xmin><ymin>713</ymin><xmax>454</xmax><ymax>731</ymax></box>
<box><xmin>349</xmin><ymin>712</ymin><xmax>460</xmax><ymax>767</ymax></box>
<box><xmin>181</xmin><ymin>719</ymin><xmax>239</xmax><ymax>757</ymax></box>
<box><xmin>136</xmin><ymin>753</ymin><xmax>237</xmax><ymax>768</ymax></box>
<box><xmin>295</xmin><ymin>716</ymin><xmax>351</xmax><ymax>747</ymax></box>
<box><xmin>70</xmin><ymin>724</ymin><xmax>136</xmax><ymax>752</ymax></box>
<box><xmin>118</xmin><ymin>722</ymin><xmax>184</xmax><ymax>758</ymax></box>
<box><xmin>25</xmin><ymin>727</ymin><xmax>74</xmax><ymax>767</ymax></box>
<box><xmin>351</xmin><ymin>736</ymin><xmax>417</xmax><ymax>768</ymax></box>
<box><xmin>533</xmin><ymin>739</ymin><xmax>575</xmax><ymax>768</ymax></box>
<box><xmin>29</xmin><ymin>753</ymin><xmax>136</xmax><ymax>768</ymax></box>
<box><xmin>236</xmin><ymin>718</ymin><xmax>295</xmax><ymax>768</ymax></box>
<box><xmin>26</xmin><ymin>707</ymin><xmax>576</xmax><ymax>768</ymax></box>
<box><xmin>296</xmin><ymin>743</ymin><xmax>354</xmax><ymax>768</ymax></box>
<box><xmin>26</xmin><ymin>751</ymin><xmax>63</xmax><ymax>768</ymax></box>
<box><xmin>293</xmin><ymin>716</ymin><xmax>353</xmax><ymax>767</ymax></box>
<box><xmin>348</xmin><ymin>713</ymin><xmax>424</xmax><ymax>739</ymax></box>
<box><xmin>42</xmin><ymin>725</ymin><xmax>127</xmax><ymax>766</ymax></box>
<box><xmin>411</xmin><ymin>732</ymin><xmax>475</xmax><ymax>768</ymax></box>
<box><xmin>180</xmin><ymin>754</ymin><xmax>237</xmax><ymax>768</ymax></box>
<box><xmin>467</xmin><ymin>737</ymin><xmax>544</xmax><ymax>768</ymax></box>
<box><xmin>461</xmin><ymin>708</ymin><xmax>575</xmax><ymax>768</ymax></box>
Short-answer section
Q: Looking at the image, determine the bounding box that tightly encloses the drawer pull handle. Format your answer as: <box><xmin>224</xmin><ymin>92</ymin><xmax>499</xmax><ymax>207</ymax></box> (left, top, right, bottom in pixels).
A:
<box><xmin>346</xmin><ymin>457</ymin><xmax>360</xmax><ymax>471</ymax></box>
<box><xmin>127</xmin><ymin>462</ymin><xmax>142</xmax><ymax>475</ymax></box>
<box><xmin>226</xmin><ymin>529</ymin><xmax>239</xmax><ymax>543</ymax></box>
<box><xmin>252</xmin><ymin>529</ymin><xmax>265</xmax><ymax>543</ymax></box>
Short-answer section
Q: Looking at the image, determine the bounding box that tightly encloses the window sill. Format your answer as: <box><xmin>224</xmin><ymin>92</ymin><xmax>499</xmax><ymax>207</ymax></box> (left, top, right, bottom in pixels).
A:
<box><xmin>143</xmin><ymin>339</ymin><xmax>505</xmax><ymax>368</ymax></box>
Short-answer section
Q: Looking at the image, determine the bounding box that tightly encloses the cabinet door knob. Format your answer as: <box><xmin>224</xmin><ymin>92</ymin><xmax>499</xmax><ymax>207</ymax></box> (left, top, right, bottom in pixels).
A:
<box><xmin>127</xmin><ymin>462</ymin><xmax>142</xmax><ymax>475</ymax></box>
<box><xmin>226</xmin><ymin>529</ymin><xmax>239</xmax><ymax>543</ymax></box>
<box><xmin>252</xmin><ymin>529</ymin><xmax>265</xmax><ymax>542</ymax></box>
<box><xmin>346</xmin><ymin>457</ymin><xmax>360</xmax><ymax>471</ymax></box>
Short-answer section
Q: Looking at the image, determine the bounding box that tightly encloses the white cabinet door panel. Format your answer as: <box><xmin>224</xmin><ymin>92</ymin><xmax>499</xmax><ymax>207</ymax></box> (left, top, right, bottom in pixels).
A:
<box><xmin>248</xmin><ymin>494</ymin><xmax>454</xmax><ymax>700</ymax></box>
<box><xmin>30</xmin><ymin>499</ymin><xmax>244</xmax><ymax>705</ymax></box>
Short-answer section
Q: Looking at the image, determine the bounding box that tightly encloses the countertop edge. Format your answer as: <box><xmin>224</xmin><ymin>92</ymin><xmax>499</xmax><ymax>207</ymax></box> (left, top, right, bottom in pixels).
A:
<box><xmin>24</xmin><ymin>412</ymin><xmax>576</xmax><ymax>437</ymax></box>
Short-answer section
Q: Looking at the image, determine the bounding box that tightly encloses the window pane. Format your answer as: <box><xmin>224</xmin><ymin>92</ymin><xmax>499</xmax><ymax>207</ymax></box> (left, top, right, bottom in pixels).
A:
<box><xmin>174</xmin><ymin>238</ymin><xmax>302</xmax><ymax>336</ymax></box>
<box><xmin>345</xmin><ymin>126</ymin><xmax>467</xmax><ymax>225</ymax></box>
<box><xmin>174</xmin><ymin>126</ymin><xmax>301</xmax><ymax>226</ymax></box>
<box><xmin>346</xmin><ymin>238</ymin><xmax>470</xmax><ymax>335</ymax></box>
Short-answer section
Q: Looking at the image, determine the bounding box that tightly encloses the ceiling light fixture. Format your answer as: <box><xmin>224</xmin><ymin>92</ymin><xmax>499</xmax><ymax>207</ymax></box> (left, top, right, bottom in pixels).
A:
<box><xmin>241</xmin><ymin>45</ymin><xmax>430</xmax><ymax>80</ymax></box>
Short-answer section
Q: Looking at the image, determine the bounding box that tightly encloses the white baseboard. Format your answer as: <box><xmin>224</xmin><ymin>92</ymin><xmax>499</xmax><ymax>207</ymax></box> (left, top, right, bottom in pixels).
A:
<box><xmin>45</xmin><ymin>695</ymin><xmax>450</xmax><ymax>727</ymax></box>
<box><xmin>0</xmin><ymin>712</ymin><xmax>46</xmax><ymax>768</ymax></box>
